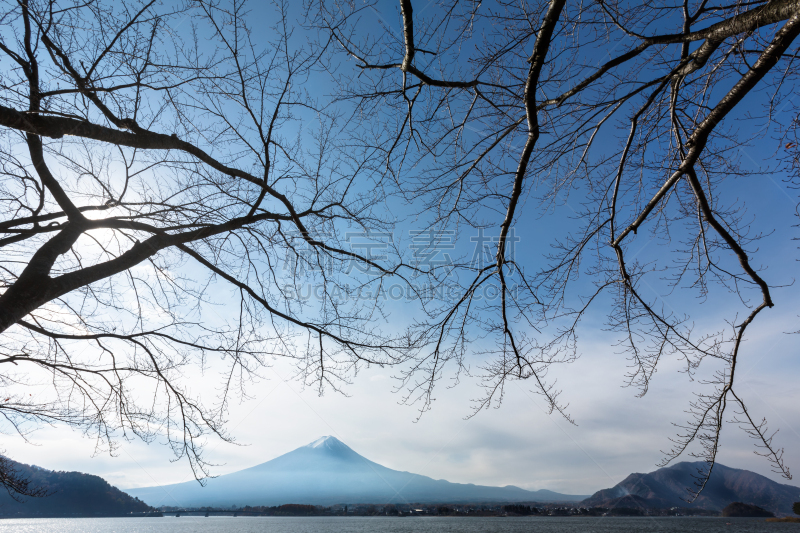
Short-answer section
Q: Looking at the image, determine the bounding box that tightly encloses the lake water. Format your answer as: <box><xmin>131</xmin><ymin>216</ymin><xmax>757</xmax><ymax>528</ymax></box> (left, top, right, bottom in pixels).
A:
<box><xmin>0</xmin><ymin>516</ymin><xmax>795</xmax><ymax>532</ymax></box>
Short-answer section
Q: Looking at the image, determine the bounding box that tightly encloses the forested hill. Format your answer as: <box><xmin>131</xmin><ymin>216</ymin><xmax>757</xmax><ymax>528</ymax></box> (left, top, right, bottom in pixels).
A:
<box><xmin>0</xmin><ymin>457</ymin><xmax>153</xmax><ymax>518</ymax></box>
<box><xmin>583</xmin><ymin>462</ymin><xmax>800</xmax><ymax>515</ymax></box>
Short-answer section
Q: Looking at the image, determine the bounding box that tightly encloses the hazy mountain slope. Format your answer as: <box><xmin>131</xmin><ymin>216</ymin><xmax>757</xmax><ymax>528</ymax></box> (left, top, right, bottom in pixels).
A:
<box><xmin>125</xmin><ymin>436</ymin><xmax>587</xmax><ymax>506</ymax></box>
<box><xmin>0</xmin><ymin>457</ymin><xmax>153</xmax><ymax>517</ymax></box>
<box><xmin>583</xmin><ymin>462</ymin><xmax>800</xmax><ymax>514</ymax></box>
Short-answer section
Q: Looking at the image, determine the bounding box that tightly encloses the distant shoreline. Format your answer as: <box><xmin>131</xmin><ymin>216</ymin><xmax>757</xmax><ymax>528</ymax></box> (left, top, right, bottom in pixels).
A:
<box><xmin>0</xmin><ymin>508</ymin><xmax>728</xmax><ymax>519</ymax></box>
<box><xmin>0</xmin><ymin>511</ymin><xmax>788</xmax><ymax>523</ymax></box>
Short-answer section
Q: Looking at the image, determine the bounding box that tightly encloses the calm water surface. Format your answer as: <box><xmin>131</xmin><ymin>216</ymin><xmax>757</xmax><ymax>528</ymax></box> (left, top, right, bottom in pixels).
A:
<box><xmin>0</xmin><ymin>516</ymin><xmax>796</xmax><ymax>532</ymax></box>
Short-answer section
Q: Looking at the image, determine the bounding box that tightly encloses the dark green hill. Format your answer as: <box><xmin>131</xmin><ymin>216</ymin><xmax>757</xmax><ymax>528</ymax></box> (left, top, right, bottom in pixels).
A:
<box><xmin>583</xmin><ymin>462</ymin><xmax>800</xmax><ymax>515</ymax></box>
<box><xmin>722</xmin><ymin>502</ymin><xmax>774</xmax><ymax>517</ymax></box>
<box><xmin>0</xmin><ymin>457</ymin><xmax>153</xmax><ymax>518</ymax></box>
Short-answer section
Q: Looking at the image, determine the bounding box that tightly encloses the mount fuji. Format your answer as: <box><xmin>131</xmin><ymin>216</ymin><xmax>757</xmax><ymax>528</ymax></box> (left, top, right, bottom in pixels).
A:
<box><xmin>124</xmin><ymin>436</ymin><xmax>587</xmax><ymax>507</ymax></box>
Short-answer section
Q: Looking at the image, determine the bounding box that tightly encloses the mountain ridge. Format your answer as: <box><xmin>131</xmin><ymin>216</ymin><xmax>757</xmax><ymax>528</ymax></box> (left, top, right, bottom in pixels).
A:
<box><xmin>125</xmin><ymin>436</ymin><xmax>587</xmax><ymax>506</ymax></box>
<box><xmin>582</xmin><ymin>461</ymin><xmax>800</xmax><ymax>515</ymax></box>
<box><xmin>0</xmin><ymin>456</ymin><xmax>153</xmax><ymax>518</ymax></box>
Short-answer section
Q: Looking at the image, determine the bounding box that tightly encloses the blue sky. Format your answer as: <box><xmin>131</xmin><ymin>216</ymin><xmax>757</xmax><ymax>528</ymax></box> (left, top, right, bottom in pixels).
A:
<box><xmin>7</xmin><ymin>306</ymin><xmax>798</xmax><ymax>495</ymax></box>
<box><xmin>2</xmin><ymin>0</ymin><xmax>800</xmax><ymax>497</ymax></box>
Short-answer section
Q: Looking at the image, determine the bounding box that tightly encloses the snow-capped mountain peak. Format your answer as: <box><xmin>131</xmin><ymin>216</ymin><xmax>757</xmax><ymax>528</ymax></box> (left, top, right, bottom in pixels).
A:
<box><xmin>307</xmin><ymin>436</ymin><xmax>336</xmax><ymax>448</ymax></box>
<box><xmin>125</xmin><ymin>435</ymin><xmax>588</xmax><ymax>507</ymax></box>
